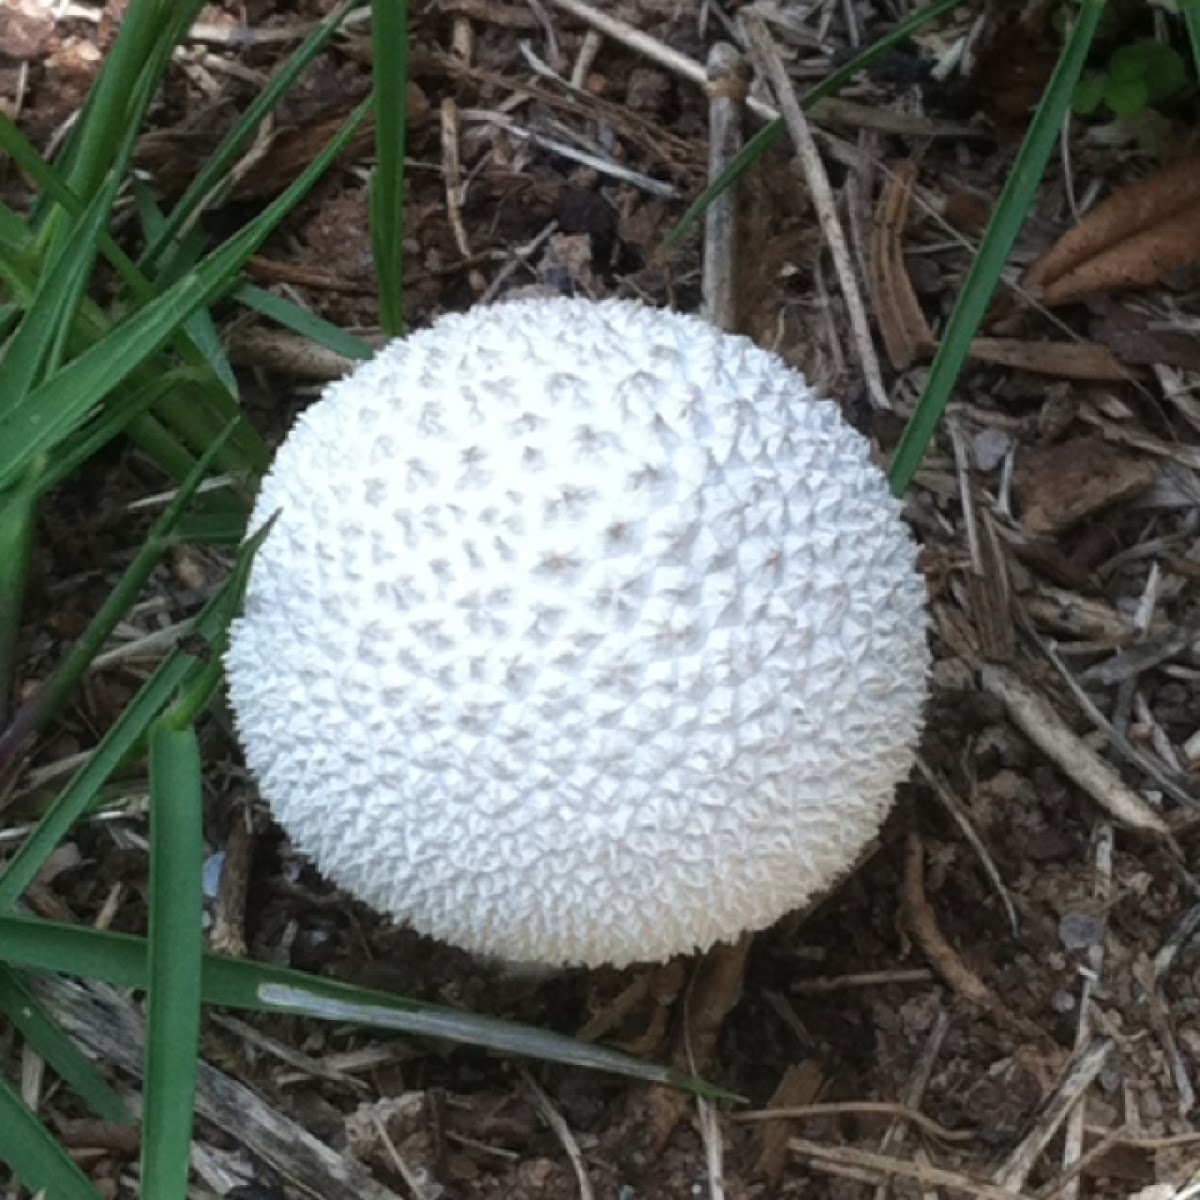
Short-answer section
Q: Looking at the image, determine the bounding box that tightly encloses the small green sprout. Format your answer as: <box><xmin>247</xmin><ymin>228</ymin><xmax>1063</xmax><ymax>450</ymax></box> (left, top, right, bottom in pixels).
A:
<box><xmin>1073</xmin><ymin>39</ymin><xmax>1188</xmax><ymax>116</ymax></box>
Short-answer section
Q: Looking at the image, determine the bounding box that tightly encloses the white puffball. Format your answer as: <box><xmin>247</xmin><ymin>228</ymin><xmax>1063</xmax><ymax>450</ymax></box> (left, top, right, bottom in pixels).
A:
<box><xmin>225</xmin><ymin>297</ymin><xmax>929</xmax><ymax>968</ymax></box>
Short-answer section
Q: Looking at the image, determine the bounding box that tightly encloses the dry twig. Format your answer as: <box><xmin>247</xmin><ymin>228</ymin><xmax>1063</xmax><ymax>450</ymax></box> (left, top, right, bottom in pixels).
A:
<box><xmin>522</xmin><ymin>1069</ymin><xmax>595</xmax><ymax>1200</ymax></box>
<box><xmin>979</xmin><ymin>664</ymin><xmax>1170</xmax><ymax>835</ymax></box>
<box><xmin>741</xmin><ymin>10</ymin><xmax>889</xmax><ymax>410</ymax></box>
<box><xmin>992</xmin><ymin>1037</ymin><xmax>1113</xmax><ymax>1192</ymax></box>
<box><xmin>1059</xmin><ymin>823</ymin><xmax>1112</xmax><ymax>1200</ymax></box>
<box><xmin>789</xmin><ymin>1137</ymin><xmax>1040</xmax><ymax>1200</ymax></box>
<box><xmin>903</xmin><ymin>834</ymin><xmax>1048</xmax><ymax>1044</ymax></box>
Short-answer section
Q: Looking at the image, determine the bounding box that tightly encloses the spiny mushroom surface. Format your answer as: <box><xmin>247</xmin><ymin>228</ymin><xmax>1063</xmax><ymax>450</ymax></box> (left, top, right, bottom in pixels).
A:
<box><xmin>225</xmin><ymin>296</ymin><xmax>930</xmax><ymax>968</ymax></box>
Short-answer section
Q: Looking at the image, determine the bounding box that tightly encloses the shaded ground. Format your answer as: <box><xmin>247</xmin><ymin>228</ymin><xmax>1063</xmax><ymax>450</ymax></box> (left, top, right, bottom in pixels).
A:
<box><xmin>3</xmin><ymin>0</ymin><xmax>1200</xmax><ymax>1197</ymax></box>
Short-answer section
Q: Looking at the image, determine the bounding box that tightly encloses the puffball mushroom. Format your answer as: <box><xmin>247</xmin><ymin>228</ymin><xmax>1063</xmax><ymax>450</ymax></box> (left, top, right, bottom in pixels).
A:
<box><xmin>225</xmin><ymin>296</ymin><xmax>930</xmax><ymax>969</ymax></box>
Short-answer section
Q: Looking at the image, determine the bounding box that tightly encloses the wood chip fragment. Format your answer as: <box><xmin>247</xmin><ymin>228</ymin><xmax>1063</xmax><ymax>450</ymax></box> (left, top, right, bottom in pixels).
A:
<box><xmin>756</xmin><ymin>1061</ymin><xmax>823</xmax><ymax>1183</ymax></box>
<box><xmin>979</xmin><ymin>664</ymin><xmax>1169</xmax><ymax>835</ymax></box>
<box><xmin>33</xmin><ymin>976</ymin><xmax>405</xmax><ymax>1200</ymax></box>
<box><xmin>1013</xmin><ymin>435</ymin><xmax>1155</xmax><ymax>536</ymax></box>
<box><xmin>869</xmin><ymin>160</ymin><xmax>935</xmax><ymax>370</ymax></box>
<box><xmin>1024</xmin><ymin>583</ymin><xmax>1140</xmax><ymax>645</ymax></box>
<box><xmin>1025</xmin><ymin>156</ymin><xmax>1200</xmax><ymax>305</ymax></box>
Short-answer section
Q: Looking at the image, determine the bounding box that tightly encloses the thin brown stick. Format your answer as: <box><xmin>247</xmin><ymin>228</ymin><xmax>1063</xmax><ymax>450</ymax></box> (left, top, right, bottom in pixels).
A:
<box><xmin>543</xmin><ymin>0</ymin><xmax>982</xmax><ymax>139</ymax></box>
<box><xmin>735</xmin><ymin>1100</ymin><xmax>971</xmax><ymax>1144</ymax></box>
<box><xmin>789</xmin><ymin>1137</ymin><xmax>1040</xmax><ymax>1200</ymax></box>
<box><xmin>702</xmin><ymin>42</ymin><xmax>747</xmax><ymax>333</ymax></box>
<box><xmin>918</xmin><ymin>755</ymin><xmax>1017</xmax><ymax>935</ymax></box>
<box><xmin>873</xmin><ymin>1006</ymin><xmax>951</xmax><ymax>1200</ymax></box>
<box><xmin>979</xmin><ymin>663</ymin><xmax>1170</xmax><ymax>835</ymax></box>
<box><xmin>441</xmin><ymin>97</ymin><xmax>472</xmax><ymax>260</ymax></box>
<box><xmin>903</xmin><ymin>834</ymin><xmax>1048</xmax><ymax>1044</ymax></box>
<box><xmin>740</xmin><ymin>11</ymin><xmax>889</xmax><ymax>410</ymax></box>
<box><xmin>522</xmin><ymin>1070</ymin><xmax>595</xmax><ymax>1200</ymax></box>
<box><xmin>1059</xmin><ymin>822</ymin><xmax>1112</xmax><ymax>1200</ymax></box>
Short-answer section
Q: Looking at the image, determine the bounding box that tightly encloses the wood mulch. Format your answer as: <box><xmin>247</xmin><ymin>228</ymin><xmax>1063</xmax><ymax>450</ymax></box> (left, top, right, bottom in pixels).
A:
<box><xmin>3</xmin><ymin>1</ymin><xmax>1200</xmax><ymax>1197</ymax></box>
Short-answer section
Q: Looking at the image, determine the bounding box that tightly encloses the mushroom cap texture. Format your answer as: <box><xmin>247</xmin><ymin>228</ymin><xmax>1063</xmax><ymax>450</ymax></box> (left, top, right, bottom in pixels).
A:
<box><xmin>225</xmin><ymin>297</ymin><xmax>930</xmax><ymax>968</ymax></box>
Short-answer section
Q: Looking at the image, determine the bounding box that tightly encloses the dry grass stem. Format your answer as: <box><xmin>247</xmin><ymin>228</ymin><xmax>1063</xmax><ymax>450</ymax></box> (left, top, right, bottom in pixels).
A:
<box><xmin>461</xmin><ymin>107</ymin><xmax>678</xmax><ymax>196</ymax></box>
<box><xmin>367</xmin><ymin>1109</ymin><xmax>438</xmax><ymax>1200</ymax></box>
<box><xmin>790</xmin><ymin>968</ymin><xmax>935</xmax><ymax>993</ymax></box>
<box><xmin>1059</xmin><ymin>822</ymin><xmax>1113</xmax><ymax>1200</ymax></box>
<box><xmin>789</xmin><ymin>1136</ymin><xmax>1040</xmax><ymax>1200</ymax></box>
<box><xmin>522</xmin><ymin>1069</ymin><xmax>595</xmax><ymax>1200</ymax></box>
<box><xmin>992</xmin><ymin>1037</ymin><xmax>1113</xmax><ymax>1192</ymax></box>
<box><xmin>697</xmin><ymin>1096</ymin><xmax>726</xmax><ymax>1200</ymax></box>
<box><xmin>979</xmin><ymin>664</ymin><xmax>1170</xmax><ymax>835</ymax></box>
<box><xmin>1038</xmin><ymin>635</ymin><xmax>1199</xmax><ymax>813</ymax></box>
<box><xmin>440</xmin><ymin>97</ymin><xmax>472</xmax><ymax>260</ymax></box>
<box><xmin>918</xmin><ymin>756</ymin><xmax>1017</xmax><ymax>935</ymax></box>
<box><xmin>873</xmin><ymin>1007</ymin><xmax>951</xmax><ymax>1200</ymax></box>
<box><xmin>737</xmin><ymin>1098</ymin><xmax>969</xmax><ymax>1144</ymax></box>
<box><xmin>741</xmin><ymin>10</ymin><xmax>889</xmax><ymax>410</ymax></box>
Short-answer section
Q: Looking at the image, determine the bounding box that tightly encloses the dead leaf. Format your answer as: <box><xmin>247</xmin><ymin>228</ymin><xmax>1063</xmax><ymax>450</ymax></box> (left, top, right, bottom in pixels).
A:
<box><xmin>1025</xmin><ymin>156</ymin><xmax>1200</xmax><ymax>305</ymax></box>
<box><xmin>869</xmin><ymin>160</ymin><xmax>936</xmax><ymax>370</ymax></box>
<box><xmin>944</xmin><ymin>187</ymin><xmax>993</xmax><ymax>237</ymax></box>
<box><xmin>1013</xmin><ymin>434</ymin><xmax>1155</xmax><ymax>536</ymax></box>
<box><xmin>1086</xmin><ymin>298</ymin><xmax>1200</xmax><ymax>371</ymax></box>
<box><xmin>966</xmin><ymin>337</ymin><xmax>1133</xmax><ymax>381</ymax></box>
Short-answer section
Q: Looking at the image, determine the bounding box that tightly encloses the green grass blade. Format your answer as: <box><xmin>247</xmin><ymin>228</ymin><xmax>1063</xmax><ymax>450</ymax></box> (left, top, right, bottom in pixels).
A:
<box><xmin>887</xmin><ymin>0</ymin><xmax>1107</xmax><ymax>494</ymax></box>
<box><xmin>1</xmin><ymin>422</ymin><xmax>237</xmax><ymax>755</ymax></box>
<box><xmin>0</xmin><ymin>966</ymin><xmax>135</xmax><ymax>1125</ymax></box>
<box><xmin>0</xmin><ymin>97</ymin><xmax>371</xmax><ymax>495</ymax></box>
<box><xmin>141</xmin><ymin>0</ymin><xmax>359</xmax><ymax>270</ymax></box>
<box><xmin>0</xmin><ymin>524</ymin><xmax>270</xmax><ymax>910</ymax></box>
<box><xmin>0</xmin><ymin>196</ymin><xmax>33</xmax><ymax>268</ymax></box>
<box><xmin>233</xmin><ymin>283</ymin><xmax>375</xmax><ymax>360</ymax></box>
<box><xmin>133</xmin><ymin>179</ymin><xmax>237</xmax><ymax>395</ymax></box>
<box><xmin>48</xmin><ymin>2</ymin><xmax>204</xmax><ymax>228</ymax></box>
<box><xmin>41</xmin><ymin>370</ymin><xmax>208</xmax><ymax>494</ymax></box>
<box><xmin>0</xmin><ymin>114</ymin><xmax>151</xmax><ymax>308</ymax></box>
<box><xmin>141</xmin><ymin>718</ymin><xmax>204</xmax><ymax>1200</ymax></box>
<box><xmin>0</xmin><ymin>915</ymin><xmax>730</xmax><ymax>1097</ymax></box>
<box><xmin>369</xmin><ymin>0</ymin><xmax>410</xmax><ymax>334</ymax></box>
<box><xmin>172</xmin><ymin>513</ymin><xmax>249</xmax><ymax>546</ymax></box>
<box><xmin>0</xmin><ymin>1072</ymin><xmax>104</xmax><ymax>1200</ymax></box>
<box><xmin>0</xmin><ymin>461</ymin><xmax>42</xmax><ymax>726</ymax></box>
<box><xmin>1185</xmin><ymin>0</ymin><xmax>1200</xmax><ymax>76</ymax></box>
<box><xmin>0</xmin><ymin>172</ymin><xmax>121</xmax><ymax>407</ymax></box>
<box><xmin>662</xmin><ymin>0</ymin><xmax>968</xmax><ymax>250</ymax></box>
